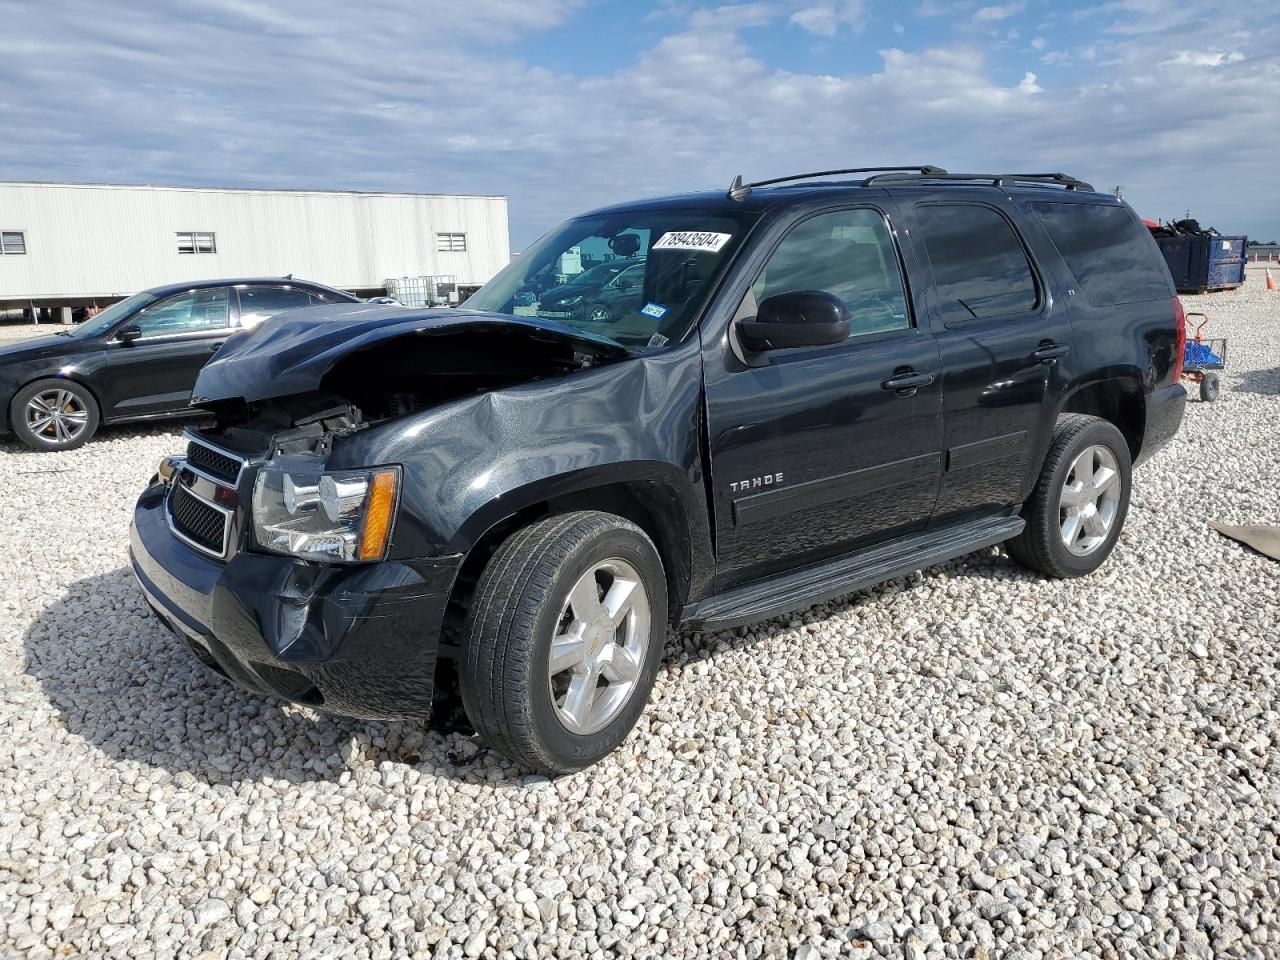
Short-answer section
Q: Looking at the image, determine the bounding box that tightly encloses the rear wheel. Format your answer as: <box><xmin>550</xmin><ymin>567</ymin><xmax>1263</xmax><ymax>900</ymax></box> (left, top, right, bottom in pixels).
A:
<box><xmin>11</xmin><ymin>378</ymin><xmax>100</xmax><ymax>451</ymax></box>
<box><xmin>1006</xmin><ymin>414</ymin><xmax>1131</xmax><ymax>578</ymax></box>
<box><xmin>459</xmin><ymin>511</ymin><xmax>667</xmax><ymax>774</ymax></box>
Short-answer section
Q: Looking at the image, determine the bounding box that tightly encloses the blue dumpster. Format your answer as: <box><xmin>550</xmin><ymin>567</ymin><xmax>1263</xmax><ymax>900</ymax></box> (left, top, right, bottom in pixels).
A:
<box><xmin>1155</xmin><ymin>234</ymin><xmax>1247</xmax><ymax>294</ymax></box>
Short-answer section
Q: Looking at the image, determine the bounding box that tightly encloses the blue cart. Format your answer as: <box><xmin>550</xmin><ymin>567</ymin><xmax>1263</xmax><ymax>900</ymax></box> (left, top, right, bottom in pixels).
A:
<box><xmin>1183</xmin><ymin>312</ymin><xmax>1227</xmax><ymax>401</ymax></box>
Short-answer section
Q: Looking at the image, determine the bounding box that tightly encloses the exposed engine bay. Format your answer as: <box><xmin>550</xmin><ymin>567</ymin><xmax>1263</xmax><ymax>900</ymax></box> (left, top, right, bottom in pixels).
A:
<box><xmin>189</xmin><ymin>314</ymin><xmax>631</xmax><ymax>455</ymax></box>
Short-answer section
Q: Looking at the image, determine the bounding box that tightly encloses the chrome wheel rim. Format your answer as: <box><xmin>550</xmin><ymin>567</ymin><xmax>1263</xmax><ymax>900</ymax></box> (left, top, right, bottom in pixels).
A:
<box><xmin>1059</xmin><ymin>444</ymin><xmax>1121</xmax><ymax>557</ymax></box>
<box><xmin>547</xmin><ymin>558</ymin><xmax>650</xmax><ymax>735</ymax></box>
<box><xmin>588</xmin><ymin>306</ymin><xmax>610</xmax><ymax>323</ymax></box>
<box><xmin>25</xmin><ymin>388</ymin><xmax>89</xmax><ymax>444</ymax></box>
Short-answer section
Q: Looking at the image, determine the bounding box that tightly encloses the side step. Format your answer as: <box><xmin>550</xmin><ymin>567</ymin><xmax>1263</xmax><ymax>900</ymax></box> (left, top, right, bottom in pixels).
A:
<box><xmin>682</xmin><ymin>515</ymin><xmax>1024</xmax><ymax>631</ymax></box>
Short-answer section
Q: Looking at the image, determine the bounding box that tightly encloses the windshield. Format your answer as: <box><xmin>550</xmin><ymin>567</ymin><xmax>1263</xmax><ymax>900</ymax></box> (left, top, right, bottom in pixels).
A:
<box><xmin>73</xmin><ymin>291</ymin><xmax>160</xmax><ymax>338</ymax></box>
<box><xmin>465</xmin><ymin>208</ymin><xmax>759</xmax><ymax>348</ymax></box>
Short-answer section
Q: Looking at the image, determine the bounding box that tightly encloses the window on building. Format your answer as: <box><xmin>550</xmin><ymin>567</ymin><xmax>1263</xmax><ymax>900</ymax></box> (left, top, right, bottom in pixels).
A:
<box><xmin>1</xmin><ymin>231</ymin><xmax>26</xmax><ymax>255</ymax></box>
<box><xmin>913</xmin><ymin>204</ymin><xmax>1039</xmax><ymax>323</ymax></box>
<box><xmin>176</xmin><ymin>232</ymin><xmax>217</xmax><ymax>254</ymax></box>
<box><xmin>747</xmin><ymin>208</ymin><xmax>911</xmax><ymax>338</ymax></box>
<box><xmin>436</xmin><ymin>232</ymin><xmax>467</xmax><ymax>252</ymax></box>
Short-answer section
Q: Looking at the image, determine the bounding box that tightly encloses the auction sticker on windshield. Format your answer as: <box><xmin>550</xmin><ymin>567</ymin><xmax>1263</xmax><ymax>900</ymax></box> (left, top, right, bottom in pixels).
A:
<box><xmin>652</xmin><ymin>231</ymin><xmax>732</xmax><ymax>253</ymax></box>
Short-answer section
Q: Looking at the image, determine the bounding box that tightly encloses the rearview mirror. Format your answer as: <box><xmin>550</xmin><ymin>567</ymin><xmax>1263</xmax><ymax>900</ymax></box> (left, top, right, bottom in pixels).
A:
<box><xmin>116</xmin><ymin>323</ymin><xmax>142</xmax><ymax>344</ymax></box>
<box><xmin>737</xmin><ymin>290</ymin><xmax>850</xmax><ymax>351</ymax></box>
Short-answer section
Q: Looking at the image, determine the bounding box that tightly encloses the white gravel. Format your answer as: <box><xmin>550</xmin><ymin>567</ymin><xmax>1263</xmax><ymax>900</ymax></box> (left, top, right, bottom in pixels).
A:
<box><xmin>2</xmin><ymin>276</ymin><xmax>1279</xmax><ymax>960</ymax></box>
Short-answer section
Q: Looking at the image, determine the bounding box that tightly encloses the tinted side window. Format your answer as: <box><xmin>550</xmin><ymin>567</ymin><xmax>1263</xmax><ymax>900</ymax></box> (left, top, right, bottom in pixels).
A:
<box><xmin>750</xmin><ymin>208</ymin><xmax>911</xmax><ymax>338</ymax></box>
<box><xmin>133</xmin><ymin>289</ymin><xmax>230</xmax><ymax>337</ymax></box>
<box><xmin>1032</xmin><ymin>201</ymin><xmax>1173</xmax><ymax>306</ymax></box>
<box><xmin>238</xmin><ymin>286</ymin><xmax>314</xmax><ymax>327</ymax></box>
<box><xmin>915</xmin><ymin>204</ymin><xmax>1038</xmax><ymax>323</ymax></box>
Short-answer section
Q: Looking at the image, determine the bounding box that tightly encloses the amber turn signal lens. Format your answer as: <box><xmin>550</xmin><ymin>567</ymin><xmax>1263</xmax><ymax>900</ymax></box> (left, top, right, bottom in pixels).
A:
<box><xmin>358</xmin><ymin>469</ymin><xmax>399</xmax><ymax>561</ymax></box>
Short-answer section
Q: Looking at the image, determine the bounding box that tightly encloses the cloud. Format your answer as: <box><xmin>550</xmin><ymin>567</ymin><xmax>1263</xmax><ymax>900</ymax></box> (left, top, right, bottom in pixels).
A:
<box><xmin>1030</xmin><ymin>35</ymin><xmax>1047</xmax><ymax>50</ymax></box>
<box><xmin>1163</xmin><ymin>50</ymin><xmax>1246</xmax><ymax>67</ymax></box>
<box><xmin>0</xmin><ymin>0</ymin><xmax>1277</xmax><ymax>246</ymax></box>
<box><xmin>973</xmin><ymin>2</ymin><xmax>1025</xmax><ymax>23</ymax></box>
<box><xmin>788</xmin><ymin>1</ymin><xmax>868</xmax><ymax>35</ymax></box>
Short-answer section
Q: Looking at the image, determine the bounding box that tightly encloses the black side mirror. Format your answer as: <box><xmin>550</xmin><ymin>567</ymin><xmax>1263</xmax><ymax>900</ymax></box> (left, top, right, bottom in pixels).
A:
<box><xmin>616</xmin><ymin>277</ymin><xmax>634</xmax><ymax>291</ymax></box>
<box><xmin>738</xmin><ymin>290</ymin><xmax>850</xmax><ymax>351</ymax></box>
<box><xmin>116</xmin><ymin>323</ymin><xmax>142</xmax><ymax>345</ymax></box>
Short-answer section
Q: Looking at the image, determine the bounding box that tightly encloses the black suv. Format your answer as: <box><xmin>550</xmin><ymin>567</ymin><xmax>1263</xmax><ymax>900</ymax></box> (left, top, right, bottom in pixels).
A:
<box><xmin>0</xmin><ymin>278</ymin><xmax>358</xmax><ymax>450</ymax></box>
<box><xmin>129</xmin><ymin>166</ymin><xmax>1186</xmax><ymax>774</ymax></box>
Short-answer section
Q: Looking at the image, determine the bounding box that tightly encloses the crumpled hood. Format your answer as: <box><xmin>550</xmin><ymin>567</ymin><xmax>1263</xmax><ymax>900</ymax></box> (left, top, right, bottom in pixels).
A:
<box><xmin>192</xmin><ymin>303</ymin><xmax>629</xmax><ymax>404</ymax></box>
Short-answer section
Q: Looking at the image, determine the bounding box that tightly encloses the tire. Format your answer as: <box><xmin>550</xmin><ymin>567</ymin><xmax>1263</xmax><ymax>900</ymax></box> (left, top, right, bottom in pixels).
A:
<box><xmin>10</xmin><ymin>378</ymin><xmax>100</xmax><ymax>451</ymax></box>
<box><xmin>1199</xmin><ymin>372</ymin><xmax>1221</xmax><ymax>402</ymax></box>
<box><xmin>459</xmin><ymin>511</ymin><xmax>667</xmax><ymax>774</ymax></box>
<box><xmin>1005</xmin><ymin>414</ymin><xmax>1132</xmax><ymax>579</ymax></box>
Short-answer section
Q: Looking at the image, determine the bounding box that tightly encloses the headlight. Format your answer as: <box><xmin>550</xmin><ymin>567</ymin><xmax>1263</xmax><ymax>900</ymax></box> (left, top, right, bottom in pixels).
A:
<box><xmin>558</xmin><ymin>295</ymin><xmax>583</xmax><ymax>306</ymax></box>
<box><xmin>252</xmin><ymin>459</ymin><xmax>400</xmax><ymax>562</ymax></box>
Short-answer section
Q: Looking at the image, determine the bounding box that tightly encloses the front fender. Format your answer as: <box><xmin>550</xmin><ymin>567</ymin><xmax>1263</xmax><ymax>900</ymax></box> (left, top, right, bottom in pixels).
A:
<box><xmin>328</xmin><ymin>343</ymin><xmax>709</xmax><ymax>561</ymax></box>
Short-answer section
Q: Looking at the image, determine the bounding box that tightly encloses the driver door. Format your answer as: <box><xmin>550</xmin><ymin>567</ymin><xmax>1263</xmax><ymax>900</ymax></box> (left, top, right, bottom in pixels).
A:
<box><xmin>702</xmin><ymin>205</ymin><xmax>944</xmax><ymax>590</ymax></box>
<box><xmin>103</xmin><ymin>287</ymin><xmax>233</xmax><ymax>419</ymax></box>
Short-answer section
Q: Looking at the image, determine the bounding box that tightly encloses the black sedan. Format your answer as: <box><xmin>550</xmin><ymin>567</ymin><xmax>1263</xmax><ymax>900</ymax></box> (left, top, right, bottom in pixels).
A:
<box><xmin>0</xmin><ymin>277</ymin><xmax>358</xmax><ymax>450</ymax></box>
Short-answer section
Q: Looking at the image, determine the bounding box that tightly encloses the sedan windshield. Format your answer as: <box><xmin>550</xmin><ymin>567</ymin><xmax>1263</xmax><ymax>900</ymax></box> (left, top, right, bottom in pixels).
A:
<box><xmin>465</xmin><ymin>208</ymin><xmax>758</xmax><ymax>348</ymax></box>
<box><xmin>73</xmin><ymin>291</ymin><xmax>160</xmax><ymax>338</ymax></box>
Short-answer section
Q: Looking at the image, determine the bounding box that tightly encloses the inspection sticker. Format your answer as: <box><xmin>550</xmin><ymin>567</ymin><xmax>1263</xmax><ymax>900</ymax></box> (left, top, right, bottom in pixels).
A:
<box><xmin>652</xmin><ymin>231</ymin><xmax>732</xmax><ymax>253</ymax></box>
<box><xmin>640</xmin><ymin>302</ymin><xmax>669</xmax><ymax>319</ymax></box>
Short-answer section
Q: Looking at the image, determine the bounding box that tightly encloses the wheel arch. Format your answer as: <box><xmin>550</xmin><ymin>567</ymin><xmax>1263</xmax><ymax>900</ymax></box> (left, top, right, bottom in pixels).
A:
<box><xmin>1059</xmin><ymin>375</ymin><xmax>1145</xmax><ymax>461</ymax></box>
<box><xmin>447</xmin><ymin>467</ymin><xmax>710</xmax><ymax>628</ymax></box>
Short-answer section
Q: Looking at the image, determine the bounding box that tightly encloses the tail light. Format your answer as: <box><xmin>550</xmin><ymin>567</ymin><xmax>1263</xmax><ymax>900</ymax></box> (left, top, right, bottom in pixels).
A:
<box><xmin>1172</xmin><ymin>296</ymin><xmax>1186</xmax><ymax>383</ymax></box>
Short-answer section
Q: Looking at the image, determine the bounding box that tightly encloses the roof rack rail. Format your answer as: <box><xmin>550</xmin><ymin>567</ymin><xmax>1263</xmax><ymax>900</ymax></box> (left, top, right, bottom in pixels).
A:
<box><xmin>727</xmin><ymin>165</ymin><xmax>947</xmax><ymax>200</ymax></box>
<box><xmin>860</xmin><ymin>171</ymin><xmax>1095</xmax><ymax>191</ymax></box>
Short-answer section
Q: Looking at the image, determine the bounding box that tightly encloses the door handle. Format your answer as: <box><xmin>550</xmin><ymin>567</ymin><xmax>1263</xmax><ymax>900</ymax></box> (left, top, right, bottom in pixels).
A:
<box><xmin>1029</xmin><ymin>342</ymin><xmax>1070</xmax><ymax>365</ymax></box>
<box><xmin>881</xmin><ymin>370</ymin><xmax>935</xmax><ymax>395</ymax></box>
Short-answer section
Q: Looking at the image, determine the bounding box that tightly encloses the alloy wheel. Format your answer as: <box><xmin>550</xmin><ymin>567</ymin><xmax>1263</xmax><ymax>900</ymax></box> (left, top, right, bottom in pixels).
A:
<box><xmin>1059</xmin><ymin>443</ymin><xmax>1122</xmax><ymax>556</ymax></box>
<box><xmin>547</xmin><ymin>558</ymin><xmax>650</xmax><ymax>735</ymax></box>
<box><xmin>25</xmin><ymin>388</ymin><xmax>90</xmax><ymax>445</ymax></box>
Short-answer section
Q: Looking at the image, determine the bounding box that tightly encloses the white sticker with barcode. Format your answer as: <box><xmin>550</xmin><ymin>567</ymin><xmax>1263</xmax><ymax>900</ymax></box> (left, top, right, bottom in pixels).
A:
<box><xmin>652</xmin><ymin>231</ymin><xmax>732</xmax><ymax>252</ymax></box>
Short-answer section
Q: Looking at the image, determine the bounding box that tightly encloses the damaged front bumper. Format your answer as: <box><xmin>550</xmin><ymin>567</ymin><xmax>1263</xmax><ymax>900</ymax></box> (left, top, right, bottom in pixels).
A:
<box><xmin>129</xmin><ymin>481</ymin><xmax>462</xmax><ymax>720</ymax></box>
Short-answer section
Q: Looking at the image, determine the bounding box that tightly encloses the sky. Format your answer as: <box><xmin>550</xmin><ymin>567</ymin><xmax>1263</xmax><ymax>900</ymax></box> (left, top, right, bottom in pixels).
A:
<box><xmin>1</xmin><ymin>0</ymin><xmax>1277</xmax><ymax>249</ymax></box>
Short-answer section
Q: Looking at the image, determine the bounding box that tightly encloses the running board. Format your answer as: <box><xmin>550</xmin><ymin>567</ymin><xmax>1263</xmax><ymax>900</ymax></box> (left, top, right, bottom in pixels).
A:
<box><xmin>682</xmin><ymin>515</ymin><xmax>1024</xmax><ymax>631</ymax></box>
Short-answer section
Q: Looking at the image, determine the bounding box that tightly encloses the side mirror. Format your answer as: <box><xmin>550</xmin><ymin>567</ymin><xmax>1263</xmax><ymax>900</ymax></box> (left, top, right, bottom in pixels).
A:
<box><xmin>737</xmin><ymin>290</ymin><xmax>850</xmax><ymax>351</ymax></box>
<box><xmin>616</xmin><ymin>277</ymin><xmax>634</xmax><ymax>291</ymax></box>
<box><xmin>116</xmin><ymin>323</ymin><xmax>142</xmax><ymax>344</ymax></box>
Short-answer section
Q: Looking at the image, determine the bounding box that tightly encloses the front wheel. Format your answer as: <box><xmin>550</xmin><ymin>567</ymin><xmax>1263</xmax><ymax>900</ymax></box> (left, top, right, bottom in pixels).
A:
<box><xmin>459</xmin><ymin>511</ymin><xmax>667</xmax><ymax>774</ymax></box>
<box><xmin>1005</xmin><ymin>414</ymin><xmax>1132</xmax><ymax>578</ymax></box>
<box><xmin>11</xmin><ymin>378</ymin><xmax>100</xmax><ymax>451</ymax></box>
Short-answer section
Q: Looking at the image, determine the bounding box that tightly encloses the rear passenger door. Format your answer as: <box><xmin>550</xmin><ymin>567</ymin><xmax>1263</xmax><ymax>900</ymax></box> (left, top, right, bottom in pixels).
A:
<box><xmin>902</xmin><ymin>199</ymin><xmax>1075</xmax><ymax>525</ymax></box>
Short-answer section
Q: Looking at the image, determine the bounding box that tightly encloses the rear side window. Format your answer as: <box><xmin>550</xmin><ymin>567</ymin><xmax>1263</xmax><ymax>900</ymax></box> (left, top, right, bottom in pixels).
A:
<box><xmin>915</xmin><ymin>204</ymin><xmax>1039</xmax><ymax>323</ymax></box>
<box><xmin>1032</xmin><ymin>201</ymin><xmax>1173</xmax><ymax>306</ymax></box>
<box><xmin>238</xmin><ymin>285</ymin><xmax>313</xmax><ymax>327</ymax></box>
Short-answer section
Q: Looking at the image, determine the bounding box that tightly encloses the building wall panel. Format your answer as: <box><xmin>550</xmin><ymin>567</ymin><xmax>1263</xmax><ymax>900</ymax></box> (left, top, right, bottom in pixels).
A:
<box><xmin>0</xmin><ymin>183</ymin><xmax>510</xmax><ymax>301</ymax></box>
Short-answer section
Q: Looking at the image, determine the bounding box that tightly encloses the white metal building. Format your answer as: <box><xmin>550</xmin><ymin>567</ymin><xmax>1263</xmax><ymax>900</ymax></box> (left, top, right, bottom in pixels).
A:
<box><xmin>0</xmin><ymin>182</ymin><xmax>510</xmax><ymax>314</ymax></box>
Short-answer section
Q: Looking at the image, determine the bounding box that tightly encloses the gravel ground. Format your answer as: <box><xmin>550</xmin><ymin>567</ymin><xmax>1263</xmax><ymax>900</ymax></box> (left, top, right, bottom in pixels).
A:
<box><xmin>2</xmin><ymin>279</ymin><xmax>1278</xmax><ymax>960</ymax></box>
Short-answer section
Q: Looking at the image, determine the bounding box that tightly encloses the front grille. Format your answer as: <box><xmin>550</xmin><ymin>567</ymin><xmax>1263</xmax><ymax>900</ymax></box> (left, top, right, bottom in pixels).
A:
<box><xmin>186</xmin><ymin>439</ymin><xmax>242</xmax><ymax>483</ymax></box>
<box><xmin>170</xmin><ymin>483</ymin><xmax>227</xmax><ymax>555</ymax></box>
